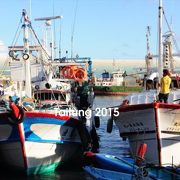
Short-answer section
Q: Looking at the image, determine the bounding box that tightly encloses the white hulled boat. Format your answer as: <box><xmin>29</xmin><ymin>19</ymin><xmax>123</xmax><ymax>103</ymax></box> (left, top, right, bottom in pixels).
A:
<box><xmin>0</xmin><ymin>9</ymin><xmax>99</xmax><ymax>175</ymax></box>
<box><xmin>110</xmin><ymin>0</ymin><xmax>180</xmax><ymax>167</ymax></box>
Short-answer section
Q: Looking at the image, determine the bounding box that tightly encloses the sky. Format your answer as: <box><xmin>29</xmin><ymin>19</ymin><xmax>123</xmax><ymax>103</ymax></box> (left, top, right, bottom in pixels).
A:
<box><xmin>0</xmin><ymin>0</ymin><xmax>180</xmax><ymax>60</ymax></box>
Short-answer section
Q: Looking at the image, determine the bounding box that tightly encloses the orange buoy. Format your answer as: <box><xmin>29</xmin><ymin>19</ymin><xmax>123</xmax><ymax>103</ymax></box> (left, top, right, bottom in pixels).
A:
<box><xmin>74</xmin><ymin>68</ymin><xmax>87</xmax><ymax>82</ymax></box>
<box><xmin>62</xmin><ymin>65</ymin><xmax>77</xmax><ymax>79</ymax></box>
<box><xmin>136</xmin><ymin>143</ymin><xmax>147</xmax><ymax>165</ymax></box>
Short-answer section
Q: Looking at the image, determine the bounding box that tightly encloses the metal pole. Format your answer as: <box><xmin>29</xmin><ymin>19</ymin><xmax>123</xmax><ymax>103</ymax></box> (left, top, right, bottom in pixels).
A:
<box><xmin>22</xmin><ymin>9</ymin><xmax>32</xmax><ymax>98</ymax></box>
<box><xmin>158</xmin><ymin>0</ymin><xmax>163</xmax><ymax>82</ymax></box>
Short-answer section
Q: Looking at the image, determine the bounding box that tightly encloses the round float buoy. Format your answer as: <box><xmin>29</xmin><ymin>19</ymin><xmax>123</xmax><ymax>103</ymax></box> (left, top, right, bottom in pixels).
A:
<box><xmin>9</xmin><ymin>50</ymin><xmax>14</xmax><ymax>58</ymax></box>
<box><xmin>22</xmin><ymin>53</ymin><xmax>29</xmax><ymax>60</ymax></box>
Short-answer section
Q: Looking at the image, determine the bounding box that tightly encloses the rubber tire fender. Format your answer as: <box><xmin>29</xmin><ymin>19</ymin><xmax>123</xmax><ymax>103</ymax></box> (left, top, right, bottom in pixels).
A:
<box><xmin>8</xmin><ymin>106</ymin><xmax>25</xmax><ymax>124</ymax></box>
<box><xmin>107</xmin><ymin>117</ymin><xmax>113</xmax><ymax>133</ymax></box>
<box><xmin>94</xmin><ymin>116</ymin><xmax>100</xmax><ymax>128</ymax></box>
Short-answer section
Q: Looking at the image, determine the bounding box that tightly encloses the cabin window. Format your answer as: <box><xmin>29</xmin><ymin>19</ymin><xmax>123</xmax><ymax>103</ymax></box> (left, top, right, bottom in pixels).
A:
<box><xmin>34</xmin><ymin>92</ymin><xmax>66</xmax><ymax>101</ymax></box>
<box><xmin>44</xmin><ymin>93</ymin><xmax>51</xmax><ymax>100</ymax></box>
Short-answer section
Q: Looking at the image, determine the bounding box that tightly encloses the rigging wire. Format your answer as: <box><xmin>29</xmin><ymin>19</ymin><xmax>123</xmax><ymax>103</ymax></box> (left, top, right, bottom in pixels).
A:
<box><xmin>25</xmin><ymin>32</ymin><xmax>67</xmax><ymax>106</ymax></box>
<box><xmin>2</xmin><ymin>10</ymin><xmax>68</xmax><ymax>108</ymax></box>
<box><xmin>155</xmin><ymin>17</ymin><xmax>159</xmax><ymax>72</ymax></box>
<box><xmin>30</xmin><ymin>17</ymin><xmax>69</xmax><ymax>103</ymax></box>
<box><xmin>162</xmin><ymin>7</ymin><xmax>180</xmax><ymax>54</ymax></box>
<box><xmin>58</xmin><ymin>15</ymin><xmax>62</xmax><ymax>59</ymax></box>
<box><xmin>28</xmin><ymin>24</ymin><xmax>68</xmax><ymax>103</ymax></box>
<box><xmin>29</xmin><ymin>0</ymin><xmax>32</xmax><ymax>21</ymax></box>
<box><xmin>71</xmin><ymin>0</ymin><xmax>78</xmax><ymax>60</ymax></box>
<box><xmin>30</xmin><ymin>24</ymin><xmax>51</xmax><ymax>59</ymax></box>
<box><xmin>52</xmin><ymin>0</ymin><xmax>56</xmax><ymax>59</ymax></box>
<box><xmin>11</xmin><ymin>17</ymin><xmax>23</xmax><ymax>47</ymax></box>
<box><xmin>0</xmin><ymin>17</ymin><xmax>23</xmax><ymax>75</ymax></box>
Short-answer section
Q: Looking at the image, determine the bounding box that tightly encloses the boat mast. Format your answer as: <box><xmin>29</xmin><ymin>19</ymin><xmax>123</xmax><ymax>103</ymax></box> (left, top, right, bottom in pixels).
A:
<box><xmin>158</xmin><ymin>0</ymin><xmax>163</xmax><ymax>81</ymax></box>
<box><xmin>145</xmin><ymin>26</ymin><xmax>152</xmax><ymax>75</ymax></box>
<box><xmin>22</xmin><ymin>9</ymin><xmax>32</xmax><ymax>98</ymax></box>
<box><xmin>34</xmin><ymin>16</ymin><xmax>63</xmax><ymax>60</ymax></box>
<box><xmin>146</xmin><ymin>26</ymin><xmax>151</xmax><ymax>56</ymax></box>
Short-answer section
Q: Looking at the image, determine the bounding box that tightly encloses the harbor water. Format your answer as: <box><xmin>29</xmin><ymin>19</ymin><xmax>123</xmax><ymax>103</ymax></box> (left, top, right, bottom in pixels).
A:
<box><xmin>0</xmin><ymin>95</ymin><xmax>130</xmax><ymax>180</ymax></box>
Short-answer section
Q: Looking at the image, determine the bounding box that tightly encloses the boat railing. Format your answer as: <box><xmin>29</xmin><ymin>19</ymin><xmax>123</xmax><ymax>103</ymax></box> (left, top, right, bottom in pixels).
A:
<box><xmin>128</xmin><ymin>90</ymin><xmax>157</xmax><ymax>105</ymax></box>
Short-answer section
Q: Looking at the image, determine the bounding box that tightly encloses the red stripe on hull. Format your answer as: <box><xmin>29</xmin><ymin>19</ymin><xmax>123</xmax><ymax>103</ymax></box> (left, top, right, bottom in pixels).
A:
<box><xmin>17</xmin><ymin>124</ymin><xmax>28</xmax><ymax>169</ymax></box>
<box><xmin>154</xmin><ymin>104</ymin><xmax>162</xmax><ymax>165</ymax></box>
<box><xmin>118</xmin><ymin>102</ymin><xmax>180</xmax><ymax>112</ymax></box>
<box><xmin>118</xmin><ymin>103</ymin><xmax>154</xmax><ymax>112</ymax></box>
<box><xmin>26</xmin><ymin>112</ymin><xmax>71</xmax><ymax>120</ymax></box>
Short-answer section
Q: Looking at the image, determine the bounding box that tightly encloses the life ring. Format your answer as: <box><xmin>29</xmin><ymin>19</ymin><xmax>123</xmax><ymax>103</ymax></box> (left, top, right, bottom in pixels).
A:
<box><xmin>74</xmin><ymin>68</ymin><xmax>87</xmax><ymax>82</ymax></box>
<box><xmin>61</xmin><ymin>66</ymin><xmax>77</xmax><ymax>79</ymax></box>
<box><xmin>9</xmin><ymin>50</ymin><xmax>14</xmax><ymax>58</ymax></box>
<box><xmin>23</xmin><ymin>53</ymin><xmax>29</xmax><ymax>60</ymax></box>
<box><xmin>8</xmin><ymin>102</ymin><xmax>25</xmax><ymax>124</ymax></box>
<box><xmin>9</xmin><ymin>50</ymin><xmax>19</xmax><ymax>60</ymax></box>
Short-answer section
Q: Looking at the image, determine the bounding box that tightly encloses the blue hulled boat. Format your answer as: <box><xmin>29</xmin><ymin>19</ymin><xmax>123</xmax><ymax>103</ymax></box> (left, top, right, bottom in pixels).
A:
<box><xmin>83</xmin><ymin>152</ymin><xmax>180</xmax><ymax>179</ymax></box>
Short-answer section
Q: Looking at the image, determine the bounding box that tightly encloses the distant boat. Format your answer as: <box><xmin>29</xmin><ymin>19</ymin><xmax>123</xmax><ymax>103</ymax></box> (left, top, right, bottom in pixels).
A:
<box><xmin>109</xmin><ymin>0</ymin><xmax>180</xmax><ymax>168</ymax></box>
<box><xmin>0</xmin><ymin>9</ymin><xmax>99</xmax><ymax>175</ymax></box>
<box><xmin>95</xmin><ymin>69</ymin><xmax>125</xmax><ymax>87</ymax></box>
<box><xmin>94</xmin><ymin>69</ymin><xmax>142</xmax><ymax>95</ymax></box>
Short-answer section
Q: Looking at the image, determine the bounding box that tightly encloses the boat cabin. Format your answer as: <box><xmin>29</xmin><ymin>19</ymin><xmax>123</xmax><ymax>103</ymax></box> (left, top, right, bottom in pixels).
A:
<box><xmin>95</xmin><ymin>70</ymin><xmax>125</xmax><ymax>86</ymax></box>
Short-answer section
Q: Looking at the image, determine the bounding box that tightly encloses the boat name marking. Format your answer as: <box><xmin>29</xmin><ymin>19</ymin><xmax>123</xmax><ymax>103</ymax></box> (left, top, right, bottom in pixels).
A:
<box><xmin>123</xmin><ymin>122</ymin><xmax>150</xmax><ymax>132</ymax></box>
<box><xmin>166</xmin><ymin>126</ymin><xmax>180</xmax><ymax>132</ymax></box>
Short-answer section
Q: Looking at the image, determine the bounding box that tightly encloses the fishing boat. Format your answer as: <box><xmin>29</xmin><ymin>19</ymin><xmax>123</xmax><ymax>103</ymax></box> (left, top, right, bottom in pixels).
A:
<box><xmin>108</xmin><ymin>0</ymin><xmax>180</xmax><ymax>168</ymax></box>
<box><xmin>94</xmin><ymin>69</ymin><xmax>142</xmax><ymax>96</ymax></box>
<box><xmin>83</xmin><ymin>152</ymin><xmax>180</xmax><ymax>180</ymax></box>
<box><xmin>95</xmin><ymin>69</ymin><xmax>125</xmax><ymax>87</ymax></box>
<box><xmin>0</xmin><ymin>9</ymin><xmax>99</xmax><ymax>175</ymax></box>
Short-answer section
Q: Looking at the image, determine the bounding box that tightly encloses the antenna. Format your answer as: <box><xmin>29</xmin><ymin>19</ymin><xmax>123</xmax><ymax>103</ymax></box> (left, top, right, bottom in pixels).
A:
<box><xmin>59</xmin><ymin>19</ymin><xmax>62</xmax><ymax>59</ymax></box>
<box><xmin>29</xmin><ymin>0</ymin><xmax>32</xmax><ymax>20</ymax></box>
<box><xmin>146</xmin><ymin>26</ymin><xmax>151</xmax><ymax>55</ymax></box>
<box><xmin>35</xmin><ymin>16</ymin><xmax>63</xmax><ymax>60</ymax></box>
<box><xmin>145</xmin><ymin>26</ymin><xmax>153</xmax><ymax>75</ymax></box>
<box><xmin>71</xmin><ymin>0</ymin><xmax>78</xmax><ymax>59</ymax></box>
<box><xmin>34</xmin><ymin>16</ymin><xmax>63</xmax><ymax>21</ymax></box>
<box><xmin>158</xmin><ymin>0</ymin><xmax>163</xmax><ymax>81</ymax></box>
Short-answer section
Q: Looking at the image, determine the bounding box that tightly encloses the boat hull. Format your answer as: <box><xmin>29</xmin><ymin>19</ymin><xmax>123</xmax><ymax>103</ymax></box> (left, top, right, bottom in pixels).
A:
<box><xmin>83</xmin><ymin>153</ymin><xmax>180</xmax><ymax>180</ymax></box>
<box><xmin>114</xmin><ymin>103</ymin><xmax>180</xmax><ymax>166</ymax></box>
<box><xmin>0</xmin><ymin>111</ymin><xmax>84</xmax><ymax>175</ymax></box>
